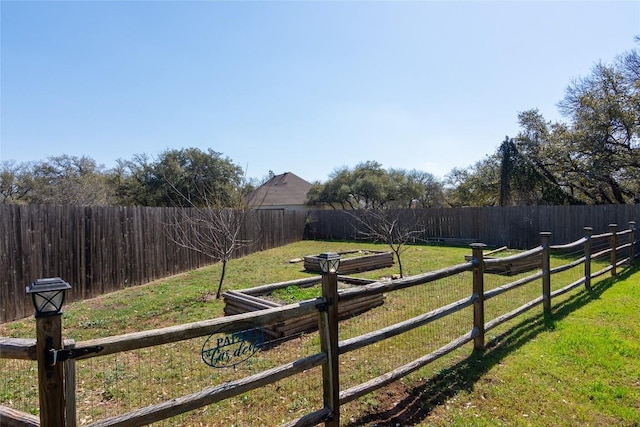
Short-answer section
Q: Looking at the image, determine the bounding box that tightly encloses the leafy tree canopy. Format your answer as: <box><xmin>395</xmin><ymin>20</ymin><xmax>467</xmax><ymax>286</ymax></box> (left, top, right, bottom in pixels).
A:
<box><xmin>2</xmin><ymin>148</ymin><xmax>244</xmax><ymax>207</ymax></box>
<box><xmin>1</xmin><ymin>155</ymin><xmax>114</xmax><ymax>205</ymax></box>
<box><xmin>113</xmin><ymin>148</ymin><xmax>243</xmax><ymax>207</ymax></box>
<box><xmin>306</xmin><ymin>161</ymin><xmax>445</xmax><ymax>210</ymax></box>
<box><xmin>451</xmin><ymin>44</ymin><xmax>639</xmax><ymax>206</ymax></box>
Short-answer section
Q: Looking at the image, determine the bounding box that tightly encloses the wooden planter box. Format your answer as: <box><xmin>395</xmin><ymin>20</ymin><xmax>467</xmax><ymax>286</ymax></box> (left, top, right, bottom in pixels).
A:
<box><xmin>223</xmin><ymin>276</ymin><xmax>385</xmax><ymax>338</ymax></box>
<box><xmin>303</xmin><ymin>250</ymin><xmax>394</xmax><ymax>274</ymax></box>
<box><xmin>464</xmin><ymin>247</ymin><xmax>541</xmax><ymax>276</ymax></box>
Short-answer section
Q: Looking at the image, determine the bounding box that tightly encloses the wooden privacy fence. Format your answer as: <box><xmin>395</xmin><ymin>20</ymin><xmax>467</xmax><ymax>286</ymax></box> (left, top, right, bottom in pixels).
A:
<box><xmin>309</xmin><ymin>204</ymin><xmax>640</xmax><ymax>249</ymax></box>
<box><xmin>1</xmin><ymin>221</ymin><xmax>636</xmax><ymax>427</ymax></box>
<box><xmin>4</xmin><ymin>204</ymin><xmax>640</xmax><ymax>324</ymax></box>
<box><xmin>0</xmin><ymin>205</ymin><xmax>309</xmax><ymax>323</ymax></box>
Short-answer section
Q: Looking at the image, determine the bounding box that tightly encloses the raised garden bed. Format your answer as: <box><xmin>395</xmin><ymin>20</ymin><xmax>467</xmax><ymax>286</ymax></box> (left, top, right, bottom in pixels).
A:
<box><xmin>465</xmin><ymin>246</ymin><xmax>541</xmax><ymax>276</ymax></box>
<box><xmin>303</xmin><ymin>249</ymin><xmax>394</xmax><ymax>274</ymax></box>
<box><xmin>425</xmin><ymin>237</ymin><xmax>480</xmax><ymax>246</ymax></box>
<box><xmin>222</xmin><ymin>276</ymin><xmax>385</xmax><ymax>338</ymax></box>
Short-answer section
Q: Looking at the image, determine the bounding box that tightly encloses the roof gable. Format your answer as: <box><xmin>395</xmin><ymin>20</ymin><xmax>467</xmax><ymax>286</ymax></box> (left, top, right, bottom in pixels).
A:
<box><xmin>246</xmin><ymin>172</ymin><xmax>313</xmax><ymax>207</ymax></box>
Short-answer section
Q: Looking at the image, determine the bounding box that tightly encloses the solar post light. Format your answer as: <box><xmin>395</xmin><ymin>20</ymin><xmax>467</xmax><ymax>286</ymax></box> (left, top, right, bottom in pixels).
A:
<box><xmin>26</xmin><ymin>277</ymin><xmax>101</xmax><ymax>427</ymax></box>
<box><xmin>317</xmin><ymin>252</ymin><xmax>340</xmax><ymax>274</ymax></box>
<box><xmin>317</xmin><ymin>252</ymin><xmax>341</xmax><ymax>425</ymax></box>
<box><xmin>26</xmin><ymin>277</ymin><xmax>71</xmax><ymax>318</ymax></box>
<box><xmin>26</xmin><ymin>277</ymin><xmax>71</xmax><ymax>427</ymax></box>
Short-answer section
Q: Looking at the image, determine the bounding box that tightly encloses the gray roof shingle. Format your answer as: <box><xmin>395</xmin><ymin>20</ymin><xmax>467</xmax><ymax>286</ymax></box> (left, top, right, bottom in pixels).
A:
<box><xmin>245</xmin><ymin>172</ymin><xmax>313</xmax><ymax>208</ymax></box>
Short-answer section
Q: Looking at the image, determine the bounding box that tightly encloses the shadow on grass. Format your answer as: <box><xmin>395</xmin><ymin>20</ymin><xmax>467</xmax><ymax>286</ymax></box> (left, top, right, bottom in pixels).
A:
<box><xmin>344</xmin><ymin>266</ymin><xmax>636</xmax><ymax>427</ymax></box>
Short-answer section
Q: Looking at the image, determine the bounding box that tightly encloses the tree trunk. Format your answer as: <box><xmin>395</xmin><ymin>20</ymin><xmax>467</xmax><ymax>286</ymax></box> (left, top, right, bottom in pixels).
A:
<box><xmin>393</xmin><ymin>249</ymin><xmax>404</xmax><ymax>278</ymax></box>
<box><xmin>215</xmin><ymin>260</ymin><xmax>228</xmax><ymax>299</ymax></box>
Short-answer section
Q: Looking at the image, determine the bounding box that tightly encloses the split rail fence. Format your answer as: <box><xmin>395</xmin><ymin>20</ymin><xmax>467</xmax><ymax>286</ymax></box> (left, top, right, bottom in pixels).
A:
<box><xmin>0</xmin><ymin>222</ymin><xmax>637</xmax><ymax>427</ymax></box>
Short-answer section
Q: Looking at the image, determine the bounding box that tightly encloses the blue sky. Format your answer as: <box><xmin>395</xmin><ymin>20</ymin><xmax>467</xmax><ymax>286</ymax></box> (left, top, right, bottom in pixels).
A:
<box><xmin>1</xmin><ymin>1</ymin><xmax>638</xmax><ymax>183</ymax></box>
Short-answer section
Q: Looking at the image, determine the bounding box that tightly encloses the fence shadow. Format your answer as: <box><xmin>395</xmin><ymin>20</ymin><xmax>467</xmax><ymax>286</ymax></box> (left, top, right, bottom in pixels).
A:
<box><xmin>343</xmin><ymin>268</ymin><xmax>630</xmax><ymax>426</ymax></box>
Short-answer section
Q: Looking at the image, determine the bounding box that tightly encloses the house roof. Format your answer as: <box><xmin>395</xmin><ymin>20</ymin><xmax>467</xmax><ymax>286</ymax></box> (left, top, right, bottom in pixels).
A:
<box><xmin>245</xmin><ymin>172</ymin><xmax>313</xmax><ymax>207</ymax></box>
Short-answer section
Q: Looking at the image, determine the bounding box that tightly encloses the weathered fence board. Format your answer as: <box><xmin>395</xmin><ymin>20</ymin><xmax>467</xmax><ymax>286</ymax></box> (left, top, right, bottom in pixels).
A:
<box><xmin>310</xmin><ymin>205</ymin><xmax>640</xmax><ymax>249</ymax></box>
<box><xmin>3</xmin><ymin>204</ymin><xmax>639</xmax><ymax>323</ymax></box>
<box><xmin>73</xmin><ymin>300</ymin><xmax>320</xmax><ymax>360</ymax></box>
<box><xmin>0</xmin><ymin>404</ymin><xmax>39</xmax><ymax>427</ymax></box>
<box><xmin>85</xmin><ymin>352</ymin><xmax>327</xmax><ymax>427</ymax></box>
<box><xmin>0</xmin><ymin>205</ymin><xmax>309</xmax><ymax>323</ymax></box>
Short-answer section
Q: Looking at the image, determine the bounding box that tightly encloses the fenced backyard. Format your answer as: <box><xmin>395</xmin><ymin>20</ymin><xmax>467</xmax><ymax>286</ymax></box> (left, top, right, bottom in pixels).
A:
<box><xmin>1</xmin><ymin>221</ymin><xmax>637</xmax><ymax>426</ymax></box>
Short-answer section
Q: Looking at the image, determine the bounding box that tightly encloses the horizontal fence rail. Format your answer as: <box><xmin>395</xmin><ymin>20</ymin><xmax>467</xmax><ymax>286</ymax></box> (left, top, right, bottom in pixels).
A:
<box><xmin>338</xmin><ymin>296</ymin><xmax>477</xmax><ymax>355</ymax></box>
<box><xmin>339</xmin><ymin>329</ymin><xmax>479</xmax><ymax>406</ymax></box>
<box><xmin>85</xmin><ymin>353</ymin><xmax>328</xmax><ymax>427</ymax></box>
<box><xmin>0</xmin><ymin>221</ymin><xmax>637</xmax><ymax>427</ymax></box>
<box><xmin>73</xmin><ymin>300</ymin><xmax>322</xmax><ymax>360</ymax></box>
<box><xmin>338</xmin><ymin>262</ymin><xmax>472</xmax><ymax>302</ymax></box>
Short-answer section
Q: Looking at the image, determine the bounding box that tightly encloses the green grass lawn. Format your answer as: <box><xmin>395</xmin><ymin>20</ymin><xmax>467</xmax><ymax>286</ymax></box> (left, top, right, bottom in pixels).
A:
<box><xmin>1</xmin><ymin>241</ymin><xmax>637</xmax><ymax>426</ymax></box>
<box><xmin>0</xmin><ymin>241</ymin><xmax>472</xmax><ymax>339</ymax></box>
<box><xmin>348</xmin><ymin>265</ymin><xmax>640</xmax><ymax>427</ymax></box>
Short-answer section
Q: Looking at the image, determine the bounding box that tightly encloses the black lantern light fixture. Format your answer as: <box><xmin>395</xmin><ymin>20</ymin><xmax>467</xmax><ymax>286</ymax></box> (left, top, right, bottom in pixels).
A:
<box><xmin>317</xmin><ymin>252</ymin><xmax>341</xmax><ymax>274</ymax></box>
<box><xmin>26</xmin><ymin>277</ymin><xmax>71</xmax><ymax>318</ymax></box>
<box><xmin>27</xmin><ymin>276</ymin><xmax>103</xmax><ymax>427</ymax></box>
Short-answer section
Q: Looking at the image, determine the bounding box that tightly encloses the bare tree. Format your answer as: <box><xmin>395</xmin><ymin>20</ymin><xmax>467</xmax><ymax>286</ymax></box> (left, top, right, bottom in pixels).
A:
<box><xmin>347</xmin><ymin>209</ymin><xmax>425</xmax><ymax>278</ymax></box>
<box><xmin>160</xmin><ymin>152</ymin><xmax>261</xmax><ymax>299</ymax></box>
<box><xmin>169</xmin><ymin>202</ymin><xmax>258</xmax><ymax>298</ymax></box>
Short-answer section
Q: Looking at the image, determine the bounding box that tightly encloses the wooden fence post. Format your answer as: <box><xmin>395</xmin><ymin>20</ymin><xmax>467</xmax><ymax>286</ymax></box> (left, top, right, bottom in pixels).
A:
<box><xmin>319</xmin><ymin>261</ymin><xmax>340</xmax><ymax>426</ymax></box>
<box><xmin>471</xmin><ymin>243</ymin><xmax>486</xmax><ymax>351</ymax></box>
<box><xmin>629</xmin><ymin>221</ymin><xmax>636</xmax><ymax>264</ymax></box>
<box><xmin>36</xmin><ymin>315</ymin><xmax>66</xmax><ymax>427</ymax></box>
<box><xmin>64</xmin><ymin>340</ymin><xmax>76</xmax><ymax>427</ymax></box>
<box><xmin>609</xmin><ymin>224</ymin><xmax>617</xmax><ymax>277</ymax></box>
<box><xmin>540</xmin><ymin>232</ymin><xmax>552</xmax><ymax>314</ymax></box>
<box><xmin>583</xmin><ymin>227</ymin><xmax>592</xmax><ymax>291</ymax></box>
